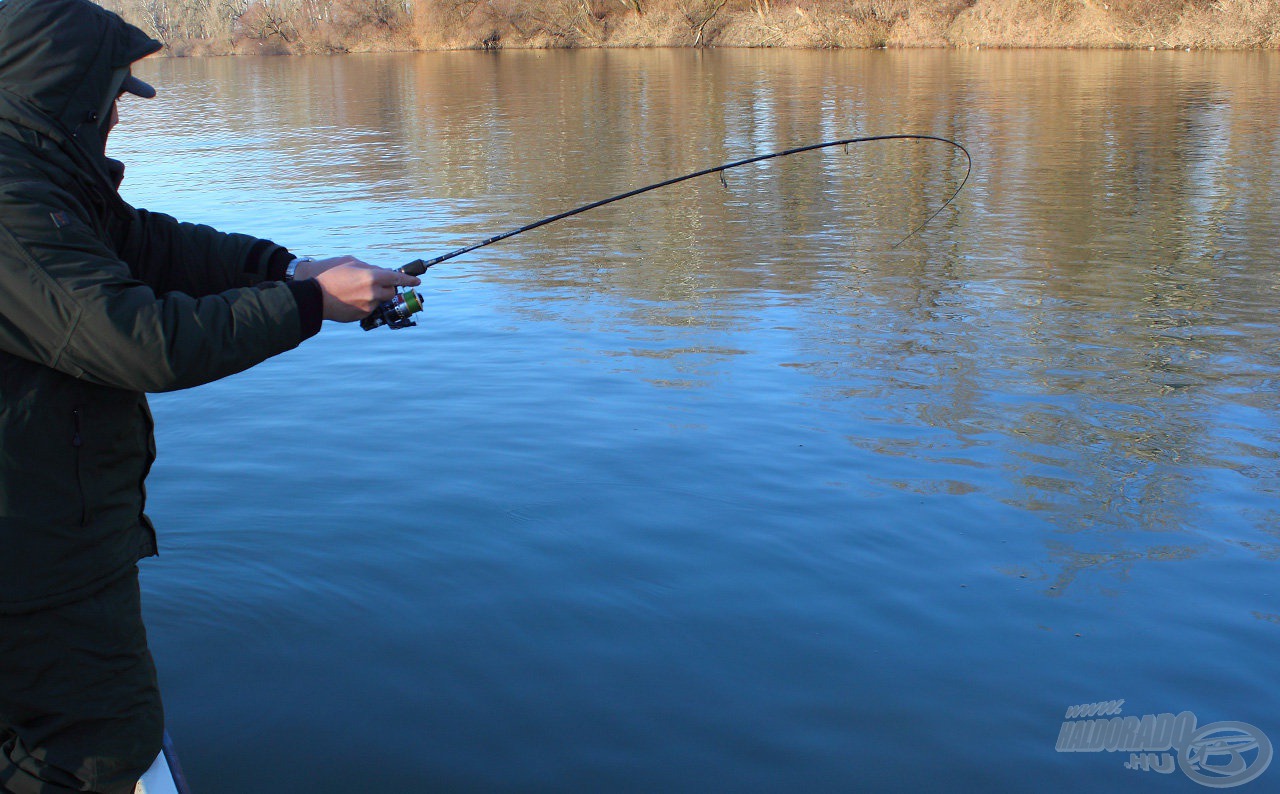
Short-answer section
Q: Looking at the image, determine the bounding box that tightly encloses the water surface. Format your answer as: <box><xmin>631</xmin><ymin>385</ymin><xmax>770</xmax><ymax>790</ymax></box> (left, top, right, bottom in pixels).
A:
<box><xmin>115</xmin><ymin>49</ymin><xmax>1280</xmax><ymax>792</ymax></box>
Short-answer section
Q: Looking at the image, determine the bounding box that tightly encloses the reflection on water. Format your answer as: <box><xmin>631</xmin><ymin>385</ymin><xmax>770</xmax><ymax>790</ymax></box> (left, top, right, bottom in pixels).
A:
<box><xmin>115</xmin><ymin>49</ymin><xmax>1279</xmax><ymax>791</ymax></box>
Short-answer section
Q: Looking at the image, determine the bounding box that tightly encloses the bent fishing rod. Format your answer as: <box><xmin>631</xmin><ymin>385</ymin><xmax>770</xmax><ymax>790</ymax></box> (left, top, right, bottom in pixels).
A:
<box><xmin>362</xmin><ymin>133</ymin><xmax>972</xmax><ymax>330</ymax></box>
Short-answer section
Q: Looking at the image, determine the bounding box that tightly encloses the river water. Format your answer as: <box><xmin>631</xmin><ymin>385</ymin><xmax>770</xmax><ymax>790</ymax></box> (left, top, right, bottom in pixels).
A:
<box><xmin>115</xmin><ymin>49</ymin><xmax>1279</xmax><ymax>792</ymax></box>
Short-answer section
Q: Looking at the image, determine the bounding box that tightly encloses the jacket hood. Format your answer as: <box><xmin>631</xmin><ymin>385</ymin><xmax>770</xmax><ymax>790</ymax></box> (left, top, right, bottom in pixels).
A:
<box><xmin>0</xmin><ymin>0</ymin><xmax>161</xmax><ymax>155</ymax></box>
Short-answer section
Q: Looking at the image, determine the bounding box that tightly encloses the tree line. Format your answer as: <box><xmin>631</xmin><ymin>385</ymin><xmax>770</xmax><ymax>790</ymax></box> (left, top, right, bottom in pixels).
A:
<box><xmin>94</xmin><ymin>0</ymin><xmax>1280</xmax><ymax>54</ymax></box>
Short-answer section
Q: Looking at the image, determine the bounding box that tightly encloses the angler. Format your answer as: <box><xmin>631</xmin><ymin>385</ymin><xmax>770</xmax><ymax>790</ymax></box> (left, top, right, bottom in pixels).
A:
<box><xmin>0</xmin><ymin>1</ymin><xmax>417</xmax><ymax>791</ymax></box>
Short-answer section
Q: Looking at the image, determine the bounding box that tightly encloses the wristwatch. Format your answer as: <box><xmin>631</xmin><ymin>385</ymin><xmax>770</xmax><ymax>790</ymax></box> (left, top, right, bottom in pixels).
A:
<box><xmin>284</xmin><ymin>256</ymin><xmax>314</xmax><ymax>282</ymax></box>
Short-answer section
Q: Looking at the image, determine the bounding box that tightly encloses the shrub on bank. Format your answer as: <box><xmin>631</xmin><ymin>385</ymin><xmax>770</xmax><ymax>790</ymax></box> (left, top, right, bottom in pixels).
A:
<box><xmin>94</xmin><ymin>0</ymin><xmax>1280</xmax><ymax>53</ymax></box>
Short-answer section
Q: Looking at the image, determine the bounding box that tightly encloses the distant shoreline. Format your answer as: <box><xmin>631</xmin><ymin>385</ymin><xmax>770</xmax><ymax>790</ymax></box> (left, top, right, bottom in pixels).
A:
<box><xmin>98</xmin><ymin>1</ymin><xmax>1280</xmax><ymax>57</ymax></box>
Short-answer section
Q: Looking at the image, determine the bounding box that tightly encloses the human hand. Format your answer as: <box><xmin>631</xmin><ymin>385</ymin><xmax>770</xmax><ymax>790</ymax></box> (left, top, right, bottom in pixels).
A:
<box><xmin>291</xmin><ymin>255</ymin><xmax>359</xmax><ymax>281</ymax></box>
<box><xmin>312</xmin><ymin>259</ymin><xmax>422</xmax><ymax>323</ymax></box>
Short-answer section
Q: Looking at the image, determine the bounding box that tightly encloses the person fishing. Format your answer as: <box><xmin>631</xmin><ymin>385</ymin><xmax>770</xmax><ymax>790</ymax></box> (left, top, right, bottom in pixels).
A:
<box><xmin>0</xmin><ymin>1</ymin><xmax>420</xmax><ymax>791</ymax></box>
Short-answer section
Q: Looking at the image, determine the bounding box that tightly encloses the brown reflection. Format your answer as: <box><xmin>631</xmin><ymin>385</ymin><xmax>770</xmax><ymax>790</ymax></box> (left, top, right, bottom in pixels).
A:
<box><xmin>1038</xmin><ymin>543</ymin><xmax>1205</xmax><ymax>597</ymax></box>
<box><xmin>1233</xmin><ymin>525</ymin><xmax>1280</xmax><ymax>561</ymax></box>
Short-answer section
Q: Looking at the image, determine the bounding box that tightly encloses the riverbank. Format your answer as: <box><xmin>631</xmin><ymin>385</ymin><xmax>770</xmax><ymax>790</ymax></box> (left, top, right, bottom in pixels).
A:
<box><xmin>98</xmin><ymin>0</ymin><xmax>1280</xmax><ymax>55</ymax></box>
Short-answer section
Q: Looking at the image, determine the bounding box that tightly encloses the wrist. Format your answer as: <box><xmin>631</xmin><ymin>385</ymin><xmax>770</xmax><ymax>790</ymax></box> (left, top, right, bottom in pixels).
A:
<box><xmin>285</xmin><ymin>256</ymin><xmax>314</xmax><ymax>282</ymax></box>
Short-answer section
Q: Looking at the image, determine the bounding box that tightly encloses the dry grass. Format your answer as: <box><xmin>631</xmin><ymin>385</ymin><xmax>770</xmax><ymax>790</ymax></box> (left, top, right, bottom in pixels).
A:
<box><xmin>96</xmin><ymin>0</ymin><xmax>1280</xmax><ymax>53</ymax></box>
<box><xmin>949</xmin><ymin>0</ymin><xmax>1120</xmax><ymax>48</ymax></box>
<box><xmin>1168</xmin><ymin>0</ymin><xmax>1280</xmax><ymax>49</ymax></box>
<box><xmin>949</xmin><ymin>0</ymin><xmax>1280</xmax><ymax>49</ymax></box>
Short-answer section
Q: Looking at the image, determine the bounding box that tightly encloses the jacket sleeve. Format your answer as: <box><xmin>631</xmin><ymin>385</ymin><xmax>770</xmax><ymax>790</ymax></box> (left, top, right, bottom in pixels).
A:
<box><xmin>119</xmin><ymin>206</ymin><xmax>294</xmax><ymax>295</ymax></box>
<box><xmin>0</xmin><ymin>184</ymin><xmax>322</xmax><ymax>393</ymax></box>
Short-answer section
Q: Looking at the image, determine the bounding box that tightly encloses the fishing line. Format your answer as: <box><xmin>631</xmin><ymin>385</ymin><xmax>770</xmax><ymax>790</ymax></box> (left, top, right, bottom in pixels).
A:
<box><xmin>363</xmin><ymin>134</ymin><xmax>971</xmax><ymax>329</ymax></box>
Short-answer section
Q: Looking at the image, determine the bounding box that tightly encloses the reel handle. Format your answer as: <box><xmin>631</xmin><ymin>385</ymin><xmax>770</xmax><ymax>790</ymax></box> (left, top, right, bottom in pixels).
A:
<box><xmin>360</xmin><ymin>260</ymin><xmax>428</xmax><ymax>331</ymax></box>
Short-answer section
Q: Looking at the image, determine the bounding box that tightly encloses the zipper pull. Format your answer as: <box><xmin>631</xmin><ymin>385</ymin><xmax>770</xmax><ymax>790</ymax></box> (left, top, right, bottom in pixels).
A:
<box><xmin>72</xmin><ymin>408</ymin><xmax>83</xmax><ymax>447</ymax></box>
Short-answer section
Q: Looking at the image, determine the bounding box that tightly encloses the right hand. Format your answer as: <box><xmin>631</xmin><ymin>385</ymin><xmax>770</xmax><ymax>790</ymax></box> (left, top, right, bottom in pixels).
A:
<box><xmin>312</xmin><ymin>259</ymin><xmax>422</xmax><ymax>323</ymax></box>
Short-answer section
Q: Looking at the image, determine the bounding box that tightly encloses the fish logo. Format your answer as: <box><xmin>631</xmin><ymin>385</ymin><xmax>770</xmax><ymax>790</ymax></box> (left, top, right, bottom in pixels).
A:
<box><xmin>1179</xmin><ymin>721</ymin><xmax>1273</xmax><ymax>789</ymax></box>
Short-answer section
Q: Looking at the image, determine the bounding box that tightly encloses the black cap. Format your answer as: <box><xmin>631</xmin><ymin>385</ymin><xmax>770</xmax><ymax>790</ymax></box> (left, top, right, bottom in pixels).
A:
<box><xmin>121</xmin><ymin>73</ymin><xmax>155</xmax><ymax>99</ymax></box>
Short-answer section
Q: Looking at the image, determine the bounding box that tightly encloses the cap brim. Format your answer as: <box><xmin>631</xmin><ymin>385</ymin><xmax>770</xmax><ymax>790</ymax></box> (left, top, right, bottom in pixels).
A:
<box><xmin>121</xmin><ymin>74</ymin><xmax>156</xmax><ymax>99</ymax></box>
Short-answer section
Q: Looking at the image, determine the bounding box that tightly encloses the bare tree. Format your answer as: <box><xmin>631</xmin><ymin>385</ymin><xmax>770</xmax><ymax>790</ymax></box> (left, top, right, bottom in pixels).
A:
<box><xmin>132</xmin><ymin>0</ymin><xmax>175</xmax><ymax>39</ymax></box>
<box><xmin>241</xmin><ymin>0</ymin><xmax>299</xmax><ymax>42</ymax></box>
<box><xmin>520</xmin><ymin>0</ymin><xmax>607</xmax><ymax>44</ymax></box>
<box><xmin>684</xmin><ymin>0</ymin><xmax>727</xmax><ymax>45</ymax></box>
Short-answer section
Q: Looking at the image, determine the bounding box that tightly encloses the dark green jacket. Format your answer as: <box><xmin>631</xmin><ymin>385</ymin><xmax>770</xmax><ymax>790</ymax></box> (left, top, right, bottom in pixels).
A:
<box><xmin>0</xmin><ymin>0</ymin><xmax>323</xmax><ymax>612</ymax></box>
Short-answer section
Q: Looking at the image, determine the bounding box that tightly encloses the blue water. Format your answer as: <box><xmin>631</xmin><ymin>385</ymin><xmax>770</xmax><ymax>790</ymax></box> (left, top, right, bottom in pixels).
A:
<box><xmin>113</xmin><ymin>50</ymin><xmax>1280</xmax><ymax>792</ymax></box>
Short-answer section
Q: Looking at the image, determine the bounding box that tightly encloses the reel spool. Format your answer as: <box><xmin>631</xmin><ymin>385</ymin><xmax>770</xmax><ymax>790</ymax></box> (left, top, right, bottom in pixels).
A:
<box><xmin>361</xmin><ymin>289</ymin><xmax>424</xmax><ymax>331</ymax></box>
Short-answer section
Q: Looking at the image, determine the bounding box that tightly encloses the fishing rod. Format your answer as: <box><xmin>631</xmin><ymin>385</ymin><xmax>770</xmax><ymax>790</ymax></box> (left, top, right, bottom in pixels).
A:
<box><xmin>362</xmin><ymin>134</ymin><xmax>972</xmax><ymax>330</ymax></box>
